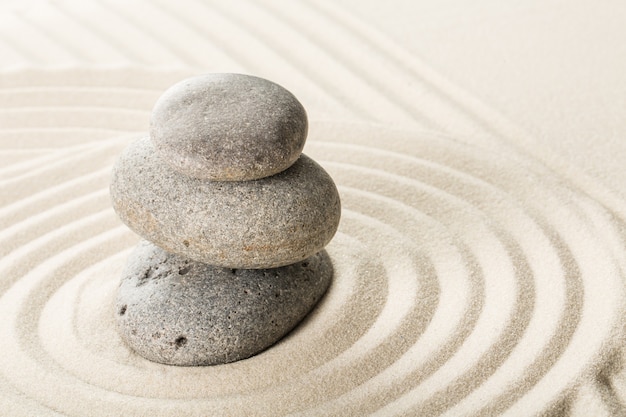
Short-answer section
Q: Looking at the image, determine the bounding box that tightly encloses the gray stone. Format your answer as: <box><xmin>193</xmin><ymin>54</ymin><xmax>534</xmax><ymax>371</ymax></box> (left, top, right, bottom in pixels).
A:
<box><xmin>150</xmin><ymin>73</ymin><xmax>308</xmax><ymax>181</ymax></box>
<box><xmin>110</xmin><ymin>137</ymin><xmax>341</xmax><ymax>269</ymax></box>
<box><xmin>115</xmin><ymin>240</ymin><xmax>332</xmax><ymax>366</ymax></box>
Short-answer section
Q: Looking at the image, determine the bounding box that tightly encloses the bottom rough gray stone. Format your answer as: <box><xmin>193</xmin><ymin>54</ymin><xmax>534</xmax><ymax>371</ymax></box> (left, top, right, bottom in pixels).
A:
<box><xmin>115</xmin><ymin>240</ymin><xmax>333</xmax><ymax>366</ymax></box>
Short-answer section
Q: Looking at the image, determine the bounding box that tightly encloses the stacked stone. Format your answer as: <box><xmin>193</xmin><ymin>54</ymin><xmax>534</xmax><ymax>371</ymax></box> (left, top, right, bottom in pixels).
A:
<box><xmin>110</xmin><ymin>74</ymin><xmax>341</xmax><ymax>366</ymax></box>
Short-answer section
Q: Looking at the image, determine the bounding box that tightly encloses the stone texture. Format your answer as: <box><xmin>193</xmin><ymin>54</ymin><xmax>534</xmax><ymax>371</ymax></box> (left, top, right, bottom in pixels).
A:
<box><xmin>150</xmin><ymin>73</ymin><xmax>308</xmax><ymax>181</ymax></box>
<box><xmin>115</xmin><ymin>240</ymin><xmax>332</xmax><ymax>366</ymax></box>
<box><xmin>110</xmin><ymin>137</ymin><xmax>341</xmax><ymax>269</ymax></box>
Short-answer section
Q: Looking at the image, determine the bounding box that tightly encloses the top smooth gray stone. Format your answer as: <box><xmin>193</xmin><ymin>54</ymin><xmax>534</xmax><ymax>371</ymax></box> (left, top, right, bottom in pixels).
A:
<box><xmin>150</xmin><ymin>73</ymin><xmax>308</xmax><ymax>181</ymax></box>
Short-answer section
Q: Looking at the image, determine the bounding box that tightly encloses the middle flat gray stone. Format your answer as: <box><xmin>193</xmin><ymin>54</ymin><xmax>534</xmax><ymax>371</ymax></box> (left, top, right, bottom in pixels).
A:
<box><xmin>110</xmin><ymin>137</ymin><xmax>341</xmax><ymax>269</ymax></box>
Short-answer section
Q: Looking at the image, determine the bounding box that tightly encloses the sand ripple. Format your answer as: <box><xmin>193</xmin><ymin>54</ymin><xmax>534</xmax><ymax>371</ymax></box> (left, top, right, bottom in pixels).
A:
<box><xmin>1</xmin><ymin>73</ymin><xmax>625</xmax><ymax>416</ymax></box>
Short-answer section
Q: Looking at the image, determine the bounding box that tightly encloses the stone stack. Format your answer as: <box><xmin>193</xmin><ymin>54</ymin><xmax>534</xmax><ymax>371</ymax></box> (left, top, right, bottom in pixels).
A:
<box><xmin>110</xmin><ymin>74</ymin><xmax>341</xmax><ymax>366</ymax></box>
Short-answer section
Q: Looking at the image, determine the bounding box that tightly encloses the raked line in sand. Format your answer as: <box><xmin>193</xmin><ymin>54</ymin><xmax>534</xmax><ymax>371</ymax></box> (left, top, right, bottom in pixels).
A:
<box><xmin>1</xmin><ymin>71</ymin><xmax>626</xmax><ymax>416</ymax></box>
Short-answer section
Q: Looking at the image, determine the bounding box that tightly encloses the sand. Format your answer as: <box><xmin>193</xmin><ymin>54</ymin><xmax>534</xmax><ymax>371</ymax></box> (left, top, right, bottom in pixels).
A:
<box><xmin>1</xmin><ymin>1</ymin><xmax>626</xmax><ymax>416</ymax></box>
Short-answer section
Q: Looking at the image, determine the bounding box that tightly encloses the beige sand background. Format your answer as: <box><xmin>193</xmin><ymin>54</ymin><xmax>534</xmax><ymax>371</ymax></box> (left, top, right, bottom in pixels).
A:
<box><xmin>1</xmin><ymin>1</ymin><xmax>626</xmax><ymax>415</ymax></box>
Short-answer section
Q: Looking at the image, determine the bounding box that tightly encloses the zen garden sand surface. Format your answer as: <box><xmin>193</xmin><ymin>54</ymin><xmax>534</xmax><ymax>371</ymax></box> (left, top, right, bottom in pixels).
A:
<box><xmin>1</xmin><ymin>1</ymin><xmax>626</xmax><ymax>415</ymax></box>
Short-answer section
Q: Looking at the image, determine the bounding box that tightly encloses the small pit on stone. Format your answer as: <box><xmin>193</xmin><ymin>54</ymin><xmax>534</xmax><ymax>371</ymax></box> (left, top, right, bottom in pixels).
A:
<box><xmin>175</xmin><ymin>336</ymin><xmax>187</xmax><ymax>348</ymax></box>
<box><xmin>178</xmin><ymin>266</ymin><xmax>190</xmax><ymax>275</ymax></box>
<box><xmin>118</xmin><ymin>305</ymin><xmax>127</xmax><ymax>316</ymax></box>
<box><xmin>183</xmin><ymin>240</ymin><xmax>190</xmax><ymax>247</ymax></box>
<box><xmin>230</xmin><ymin>269</ymin><xmax>237</xmax><ymax>275</ymax></box>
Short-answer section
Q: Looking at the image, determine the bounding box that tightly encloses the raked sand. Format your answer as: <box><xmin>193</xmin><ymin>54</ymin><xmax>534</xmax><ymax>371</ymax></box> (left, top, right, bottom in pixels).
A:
<box><xmin>1</xmin><ymin>1</ymin><xmax>626</xmax><ymax>416</ymax></box>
